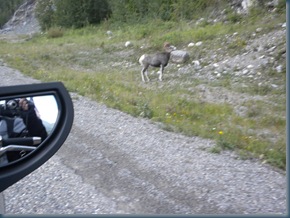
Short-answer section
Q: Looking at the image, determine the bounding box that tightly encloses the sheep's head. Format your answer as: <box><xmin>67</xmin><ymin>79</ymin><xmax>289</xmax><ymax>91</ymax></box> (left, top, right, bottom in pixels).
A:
<box><xmin>163</xmin><ymin>42</ymin><xmax>176</xmax><ymax>52</ymax></box>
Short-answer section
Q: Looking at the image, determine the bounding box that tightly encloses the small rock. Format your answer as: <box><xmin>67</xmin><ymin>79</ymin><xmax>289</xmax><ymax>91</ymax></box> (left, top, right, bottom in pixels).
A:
<box><xmin>125</xmin><ymin>41</ymin><xmax>132</xmax><ymax>47</ymax></box>
<box><xmin>242</xmin><ymin>69</ymin><xmax>249</xmax><ymax>75</ymax></box>
<box><xmin>213</xmin><ymin>63</ymin><xmax>219</xmax><ymax>68</ymax></box>
<box><xmin>282</xmin><ymin>23</ymin><xmax>286</xmax><ymax>28</ymax></box>
<box><xmin>276</xmin><ymin>65</ymin><xmax>283</xmax><ymax>73</ymax></box>
<box><xmin>193</xmin><ymin>60</ymin><xmax>201</xmax><ymax>70</ymax></box>
<box><xmin>256</xmin><ymin>27</ymin><xmax>263</xmax><ymax>33</ymax></box>
<box><xmin>188</xmin><ymin>42</ymin><xmax>195</xmax><ymax>47</ymax></box>
<box><xmin>269</xmin><ymin>57</ymin><xmax>275</xmax><ymax>64</ymax></box>
<box><xmin>196</xmin><ymin>18</ymin><xmax>205</xmax><ymax>25</ymax></box>
<box><xmin>247</xmin><ymin>65</ymin><xmax>254</xmax><ymax>69</ymax></box>
<box><xmin>192</xmin><ymin>60</ymin><xmax>200</xmax><ymax>66</ymax></box>
<box><xmin>278</xmin><ymin>47</ymin><xmax>286</xmax><ymax>55</ymax></box>
<box><xmin>195</xmin><ymin>41</ymin><xmax>203</xmax><ymax>46</ymax></box>
<box><xmin>267</xmin><ymin>46</ymin><xmax>276</xmax><ymax>52</ymax></box>
<box><xmin>106</xmin><ymin>30</ymin><xmax>113</xmax><ymax>36</ymax></box>
<box><xmin>261</xmin><ymin>59</ymin><xmax>269</xmax><ymax>66</ymax></box>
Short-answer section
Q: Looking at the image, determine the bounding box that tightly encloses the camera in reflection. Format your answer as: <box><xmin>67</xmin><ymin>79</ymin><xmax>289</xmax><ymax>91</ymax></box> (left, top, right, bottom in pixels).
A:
<box><xmin>0</xmin><ymin>99</ymin><xmax>21</xmax><ymax>117</ymax></box>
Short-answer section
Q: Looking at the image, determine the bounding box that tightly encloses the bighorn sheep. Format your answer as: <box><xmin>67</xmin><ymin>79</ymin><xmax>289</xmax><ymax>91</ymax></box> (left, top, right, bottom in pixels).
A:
<box><xmin>139</xmin><ymin>42</ymin><xmax>175</xmax><ymax>82</ymax></box>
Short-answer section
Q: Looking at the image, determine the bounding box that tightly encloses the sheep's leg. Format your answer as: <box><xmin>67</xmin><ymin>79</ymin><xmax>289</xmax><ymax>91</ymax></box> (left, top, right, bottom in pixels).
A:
<box><xmin>144</xmin><ymin>69</ymin><xmax>150</xmax><ymax>82</ymax></box>
<box><xmin>141</xmin><ymin>67</ymin><xmax>150</xmax><ymax>82</ymax></box>
<box><xmin>141</xmin><ymin>68</ymin><xmax>146</xmax><ymax>82</ymax></box>
<box><xmin>158</xmin><ymin>65</ymin><xmax>164</xmax><ymax>81</ymax></box>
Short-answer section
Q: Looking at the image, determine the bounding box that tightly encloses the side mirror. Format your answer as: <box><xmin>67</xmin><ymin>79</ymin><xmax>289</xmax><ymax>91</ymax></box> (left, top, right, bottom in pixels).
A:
<box><xmin>0</xmin><ymin>82</ymin><xmax>74</xmax><ymax>192</ymax></box>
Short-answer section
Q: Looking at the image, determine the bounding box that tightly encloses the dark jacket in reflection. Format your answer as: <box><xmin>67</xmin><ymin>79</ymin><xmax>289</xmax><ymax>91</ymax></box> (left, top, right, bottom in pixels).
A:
<box><xmin>2</xmin><ymin>102</ymin><xmax>48</xmax><ymax>162</ymax></box>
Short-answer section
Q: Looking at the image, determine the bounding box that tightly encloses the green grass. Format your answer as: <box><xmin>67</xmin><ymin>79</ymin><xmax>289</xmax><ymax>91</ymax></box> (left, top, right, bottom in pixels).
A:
<box><xmin>0</xmin><ymin>9</ymin><xmax>286</xmax><ymax>169</ymax></box>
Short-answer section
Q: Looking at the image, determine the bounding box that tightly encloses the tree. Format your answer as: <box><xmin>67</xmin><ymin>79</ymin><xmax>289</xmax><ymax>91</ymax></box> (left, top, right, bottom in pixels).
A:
<box><xmin>35</xmin><ymin>0</ymin><xmax>55</xmax><ymax>30</ymax></box>
<box><xmin>0</xmin><ymin>0</ymin><xmax>24</xmax><ymax>28</ymax></box>
<box><xmin>35</xmin><ymin>0</ymin><xmax>111</xmax><ymax>30</ymax></box>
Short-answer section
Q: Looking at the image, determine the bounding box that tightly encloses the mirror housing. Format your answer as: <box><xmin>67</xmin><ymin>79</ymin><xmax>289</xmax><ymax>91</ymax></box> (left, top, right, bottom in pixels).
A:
<box><xmin>0</xmin><ymin>82</ymin><xmax>74</xmax><ymax>192</ymax></box>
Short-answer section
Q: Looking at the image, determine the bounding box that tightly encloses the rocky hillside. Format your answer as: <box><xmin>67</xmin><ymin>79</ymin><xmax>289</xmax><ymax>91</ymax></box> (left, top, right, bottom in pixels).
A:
<box><xmin>0</xmin><ymin>0</ymin><xmax>40</xmax><ymax>36</ymax></box>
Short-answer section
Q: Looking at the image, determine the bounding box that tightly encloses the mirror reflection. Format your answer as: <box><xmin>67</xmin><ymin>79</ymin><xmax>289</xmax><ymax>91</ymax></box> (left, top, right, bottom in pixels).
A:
<box><xmin>0</xmin><ymin>95</ymin><xmax>59</xmax><ymax>167</ymax></box>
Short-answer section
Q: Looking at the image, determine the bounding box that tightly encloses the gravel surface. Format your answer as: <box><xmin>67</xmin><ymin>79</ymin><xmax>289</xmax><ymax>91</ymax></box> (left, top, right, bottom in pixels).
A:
<box><xmin>0</xmin><ymin>65</ymin><xmax>287</xmax><ymax>215</ymax></box>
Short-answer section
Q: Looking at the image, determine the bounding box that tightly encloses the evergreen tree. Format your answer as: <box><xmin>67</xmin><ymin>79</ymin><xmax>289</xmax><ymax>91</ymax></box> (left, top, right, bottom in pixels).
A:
<box><xmin>0</xmin><ymin>0</ymin><xmax>24</xmax><ymax>28</ymax></box>
<box><xmin>107</xmin><ymin>0</ymin><xmax>229</xmax><ymax>24</ymax></box>
<box><xmin>35</xmin><ymin>0</ymin><xmax>55</xmax><ymax>31</ymax></box>
<box><xmin>35</xmin><ymin>0</ymin><xmax>111</xmax><ymax>30</ymax></box>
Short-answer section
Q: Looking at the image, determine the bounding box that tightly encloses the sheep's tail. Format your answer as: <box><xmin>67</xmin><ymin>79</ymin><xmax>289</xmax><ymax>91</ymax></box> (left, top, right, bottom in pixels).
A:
<box><xmin>139</xmin><ymin>54</ymin><xmax>147</xmax><ymax>65</ymax></box>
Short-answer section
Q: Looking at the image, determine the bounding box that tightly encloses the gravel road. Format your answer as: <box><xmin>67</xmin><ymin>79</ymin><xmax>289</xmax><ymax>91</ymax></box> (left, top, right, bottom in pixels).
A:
<box><xmin>0</xmin><ymin>65</ymin><xmax>287</xmax><ymax>215</ymax></box>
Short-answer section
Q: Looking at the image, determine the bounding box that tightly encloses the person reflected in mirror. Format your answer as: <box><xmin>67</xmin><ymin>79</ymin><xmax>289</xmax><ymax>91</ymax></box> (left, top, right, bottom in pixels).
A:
<box><xmin>0</xmin><ymin>98</ymin><xmax>48</xmax><ymax>163</ymax></box>
<box><xmin>18</xmin><ymin>98</ymin><xmax>48</xmax><ymax>140</ymax></box>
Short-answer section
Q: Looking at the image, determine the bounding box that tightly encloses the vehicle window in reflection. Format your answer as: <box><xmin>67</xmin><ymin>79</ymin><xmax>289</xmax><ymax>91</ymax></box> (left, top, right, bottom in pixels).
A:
<box><xmin>0</xmin><ymin>95</ymin><xmax>59</xmax><ymax>167</ymax></box>
<box><xmin>33</xmin><ymin>95</ymin><xmax>59</xmax><ymax>134</ymax></box>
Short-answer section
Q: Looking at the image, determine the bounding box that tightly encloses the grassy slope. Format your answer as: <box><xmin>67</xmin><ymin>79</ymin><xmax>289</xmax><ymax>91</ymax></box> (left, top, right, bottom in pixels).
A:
<box><xmin>0</xmin><ymin>8</ymin><xmax>286</xmax><ymax>169</ymax></box>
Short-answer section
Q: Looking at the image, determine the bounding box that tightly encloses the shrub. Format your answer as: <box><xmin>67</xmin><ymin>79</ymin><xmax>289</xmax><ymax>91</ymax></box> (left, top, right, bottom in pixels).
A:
<box><xmin>47</xmin><ymin>27</ymin><xmax>64</xmax><ymax>38</ymax></box>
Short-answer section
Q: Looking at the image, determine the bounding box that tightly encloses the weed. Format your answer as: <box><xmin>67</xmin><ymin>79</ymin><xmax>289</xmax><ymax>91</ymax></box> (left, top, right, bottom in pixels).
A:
<box><xmin>228</xmin><ymin>37</ymin><xmax>247</xmax><ymax>50</ymax></box>
<box><xmin>227</xmin><ymin>12</ymin><xmax>243</xmax><ymax>23</ymax></box>
<box><xmin>137</xmin><ymin>102</ymin><xmax>154</xmax><ymax>119</ymax></box>
<box><xmin>209</xmin><ymin>146</ymin><xmax>222</xmax><ymax>154</ymax></box>
<box><xmin>47</xmin><ymin>27</ymin><xmax>65</xmax><ymax>38</ymax></box>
